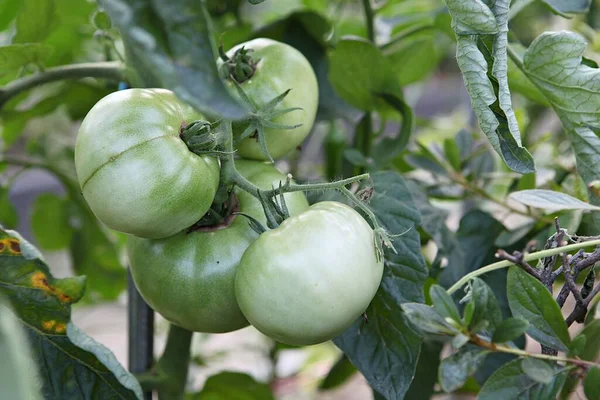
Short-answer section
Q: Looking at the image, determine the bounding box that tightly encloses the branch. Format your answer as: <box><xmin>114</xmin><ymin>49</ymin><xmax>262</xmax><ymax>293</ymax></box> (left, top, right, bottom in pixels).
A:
<box><xmin>0</xmin><ymin>62</ymin><xmax>126</xmax><ymax>111</ymax></box>
<box><xmin>361</xmin><ymin>0</ymin><xmax>375</xmax><ymax>42</ymax></box>
<box><xmin>156</xmin><ymin>324</ymin><xmax>193</xmax><ymax>400</ymax></box>
<box><xmin>496</xmin><ymin>249</ymin><xmax>540</xmax><ymax>280</ymax></box>
<box><xmin>447</xmin><ymin>238</ymin><xmax>600</xmax><ymax>295</ymax></box>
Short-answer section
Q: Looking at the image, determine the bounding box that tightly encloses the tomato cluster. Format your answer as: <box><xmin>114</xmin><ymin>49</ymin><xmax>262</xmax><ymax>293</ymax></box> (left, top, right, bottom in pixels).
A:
<box><xmin>74</xmin><ymin>39</ymin><xmax>383</xmax><ymax>345</ymax></box>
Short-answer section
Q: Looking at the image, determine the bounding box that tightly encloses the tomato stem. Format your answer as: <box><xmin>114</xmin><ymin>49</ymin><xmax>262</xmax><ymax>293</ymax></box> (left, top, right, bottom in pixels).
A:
<box><xmin>155</xmin><ymin>324</ymin><xmax>193</xmax><ymax>399</ymax></box>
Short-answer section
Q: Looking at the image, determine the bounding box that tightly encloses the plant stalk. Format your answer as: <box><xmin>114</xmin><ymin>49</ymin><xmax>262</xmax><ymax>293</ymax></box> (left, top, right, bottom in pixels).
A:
<box><xmin>156</xmin><ymin>324</ymin><xmax>193</xmax><ymax>400</ymax></box>
<box><xmin>0</xmin><ymin>62</ymin><xmax>126</xmax><ymax>111</ymax></box>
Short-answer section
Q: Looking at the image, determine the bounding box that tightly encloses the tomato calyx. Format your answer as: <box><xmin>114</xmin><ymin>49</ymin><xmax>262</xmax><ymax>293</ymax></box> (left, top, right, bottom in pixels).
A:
<box><xmin>233</xmin><ymin>86</ymin><xmax>304</xmax><ymax>162</ymax></box>
<box><xmin>219</xmin><ymin>45</ymin><xmax>257</xmax><ymax>84</ymax></box>
<box><xmin>187</xmin><ymin>190</ymin><xmax>240</xmax><ymax>233</ymax></box>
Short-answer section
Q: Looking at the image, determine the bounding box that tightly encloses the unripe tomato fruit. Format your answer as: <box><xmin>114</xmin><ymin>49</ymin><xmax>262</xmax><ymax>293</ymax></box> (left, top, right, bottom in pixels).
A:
<box><xmin>127</xmin><ymin>160</ymin><xmax>309</xmax><ymax>333</ymax></box>
<box><xmin>222</xmin><ymin>38</ymin><xmax>319</xmax><ymax>160</ymax></box>
<box><xmin>235</xmin><ymin>201</ymin><xmax>383</xmax><ymax>345</ymax></box>
<box><xmin>74</xmin><ymin>89</ymin><xmax>220</xmax><ymax>239</ymax></box>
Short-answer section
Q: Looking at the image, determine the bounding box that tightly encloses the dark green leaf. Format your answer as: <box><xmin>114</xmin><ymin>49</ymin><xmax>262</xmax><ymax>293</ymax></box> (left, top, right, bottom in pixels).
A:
<box><xmin>479</xmin><ymin>359</ymin><xmax>568</xmax><ymax>400</ymax></box>
<box><xmin>567</xmin><ymin>334</ymin><xmax>586</xmax><ymax>357</ymax></box>
<box><xmin>0</xmin><ymin>296</ymin><xmax>42</xmax><ymax>400</ymax></box>
<box><xmin>561</xmin><ymin>320</ymin><xmax>600</xmax><ymax>398</ymax></box>
<box><xmin>344</xmin><ymin>148</ymin><xmax>369</xmax><ymax>167</ymax></box>
<box><xmin>507</xmin><ymin>267</ymin><xmax>571</xmax><ymax>351</ymax></box>
<box><xmin>430</xmin><ymin>284</ymin><xmax>461</xmax><ymax>323</ymax></box>
<box><xmin>439</xmin><ymin>346</ymin><xmax>489</xmax><ymax>392</ymax></box>
<box><xmin>404</xmin><ymin>341</ymin><xmax>443</xmax><ymax>399</ymax></box>
<box><xmin>13</xmin><ymin>0</ymin><xmax>56</xmax><ymax>43</ymax></box>
<box><xmin>439</xmin><ymin>211</ymin><xmax>504</xmax><ymax>288</ymax></box>
<box><xmin>520</xmin><ymin>358</ymin><xmax>555</xmax><ymax>384</ymax></box>
<box><xmin>469</xmin><ymin>277</ymin><xmax>504</xmax><ymax>333</ymax></box>
<box><xmin>444</xmin><ymin>138</ymin><xmax>461</xmax><ymax>171</ymax></box>
<box><xmin>319</xmin><ymin>355</ymin><xmax>357</xmax><ymax>390</ymax></box>
<box><xmin>328</xmin><ymin>38</ymin><xmax>402</xmax><ymax>112</ymax></box>
<box><xmin>0</xmin><ymin>188</ymin><xmax>17</xmax><ymax>229</ymax></box>
<box><xmin>92</xmin><ymin>9</ymin><xmax>111</xmax><ymax>30</ymax></box>
<box><xmin>31</xmin><ymin>193</ymin><xmax>73</xmax><ymax>251</ymax></box>
<box><xmin>491</xmin><ymin>317</ymin><xmax>530</xmax><ymax>343</ymax></box>
<box><xmin>584</xmin><ymin>367</ymin><xmax>600</xmax><ymax>400</ymax></box>
<box><xmin>99</xmin><ymin>0</ymin><xmax>246</xmax><ymax>119</ymax></box>
<box><xmin>371</xmin><ymin>93</ymin><xmax>413</xmax><ymax>168</ymax></box>
<box><xmin>446</xmin><ymin>0</ymin><xmax>534</xmax><ymax>173</ymax></box>
<box><xmin>401</xmin><ymin>303</ymin><xmax>459</xmax><ymax>335</ymax></box>
<box><xmin>334</xmin><ymin>171</ymin><xmax>427</xmax><ymax>400</ymax></box>
<box><xmin>0</xmin><ymin>228</ymin><xmax>142</xmax><ymax>399</ymax></box>
<box><xmin>510</xmin><ymin>189</ymin><xmax>600</xmax><ymax>211</ymax></box>
<box><xmin>190</xmin><ymin>372</ymin><xmax>273</xmax><ymax>399</ymax></box>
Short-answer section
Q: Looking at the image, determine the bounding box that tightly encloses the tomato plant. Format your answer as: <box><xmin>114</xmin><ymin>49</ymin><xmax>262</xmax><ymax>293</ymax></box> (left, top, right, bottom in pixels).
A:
<box><xmin>127</xmin><ymin>160</ymin><xmax>309</xmax><ymax>333</ymax></box>
<box><xmin>235</xmin><ymin>201</ymin><xmax>383</xmax><ymax>345</ymax></box>
<box><xmin>75</xmin><ymin>88</ymin><xmax>220</xmax><ymax>239</ymax></box>
<box><xmin>1</xmin><ymin>1</ymin><xmax>600</xmax><ymax>400</ymax></box>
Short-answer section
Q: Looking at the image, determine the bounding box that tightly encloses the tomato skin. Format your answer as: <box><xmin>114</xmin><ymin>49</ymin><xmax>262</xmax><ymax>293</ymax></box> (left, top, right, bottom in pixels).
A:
<box><xmin>235</xmin><ymin>201</ymin><xmax>383</xmax><ymax>345</ymax></box>
<box><xmin>127</xmin><ymin>160</ymin><xmax>309</xmax><ymax>333</ymax></box>
<box><xmin>223</xmin><ymin>38</ymin><xmax>319</xmax><ymax>160</ymax></box>
<box><xmin>75</xmin><ymin>89</ymin><xmax>220</xmax><ymax>239</ymax></box>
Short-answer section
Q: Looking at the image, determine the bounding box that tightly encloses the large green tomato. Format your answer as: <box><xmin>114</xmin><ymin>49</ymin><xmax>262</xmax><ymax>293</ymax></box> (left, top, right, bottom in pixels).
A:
<box><xmin>127</xmin><ymin>160</ymin><xmax>309</xmax><ymax>333</ymax></box>
<box><xmin>75</xmin><ymin>89</ymin><xmax>220</xmax><ymax>239</ymax></box>
<box><xmin>235</xmin><ymin>201</ymin><xmax>383</xmax><ymax>345</ymax></box>
<box><xmin>223</xmin><ymin>38</ymin><xmax>319</xmax><ymax>160</ymax></box>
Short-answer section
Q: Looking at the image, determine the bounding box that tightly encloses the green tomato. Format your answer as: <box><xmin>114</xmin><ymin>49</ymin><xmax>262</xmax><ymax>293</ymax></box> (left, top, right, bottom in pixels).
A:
<box><xmin>127</xmin><ymin>160</ymin><xmax>309</xmax><ymax>333</ymax></box>
<box><xmin>75</xmin><ymin>89</ymin><xmax>220</xmax><ymax>239</ymax></box>
<box><xmin>235</xmin><ymin>201</ymin><xmax>383</xmax><ymax>345</ymax></box>
<box><xmin>223</xmin><ymin>38</ymin><xmax>318</xmax><ymax>160</ymax></box>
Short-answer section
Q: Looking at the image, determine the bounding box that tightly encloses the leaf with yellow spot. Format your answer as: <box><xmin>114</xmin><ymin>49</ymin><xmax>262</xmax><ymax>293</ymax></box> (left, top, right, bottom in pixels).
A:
<box><xmin>0</xmin><ymin>227</ymin><xmax>142</xmax><ymax>399</ymax></box>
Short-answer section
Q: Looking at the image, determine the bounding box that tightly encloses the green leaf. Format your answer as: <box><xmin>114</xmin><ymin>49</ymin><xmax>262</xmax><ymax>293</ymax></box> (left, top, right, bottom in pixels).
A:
<box><xmin>520</xmin><ymin>358</ymin><xmax>555</xmax><ymax>384</ymax></box>
<box><xmin>444</xmin><ymin>138</ymin><xmax>461</xmax><ymax>171</ymax></box>
<box><xmin>507</xmin><ymin>44</ymin><xmax>550</xmax><ymax>106</ymax></box>
<box><xmin>541</xmin><ymin>0</ymin><xmax>591</xmax><ymax>15</ymax></box>
<box><xmin>445</xmin><ymin>0</ymin><xmax>534</xmax><ymax>174</ymax></box>
<box><xmin>439</xmin><ymin>346</ymin><xmax>489</xmax><ymax>392</ymax></box>
<box><xmin>584</xmin><ymin>367</ymin><xmax>600</xmax><ymax>400</ymax></box>
<box><xmin>192</xmin><ymin>372</ymin><xmax>275</xmax><ymax>399</ymax></box>
<box><xmin>404</xmin><ymin>341</ymin><xmax>443</xmax><ymax>399</ymax></box>
<box><xmin>430</xmin><ymin>284</ymin><xmax>461</xmax><ymax>323</ymax></box>
<box><xmin>469</xmin><ymin>277</ymin><xmax>504</xmax><ymax>333</ymax></box>
<box><xmin>0</xmin><ymin>228</ymin><xmax>142</xmax><ymax>399</ymax></box>
<box><xmin>521</xmin><ymin>31</ymin><xmax>600</xmax><ymax>228</ymax></box>
<box><xmin>31</xmin><ymin>193</ymin><xmax>73</xmax><ymax>251</ymax></box>
<box><xmin>510</xmin><ymin>189</ymin><xmax>600</xmax><ymax>211</ymax></box>
<box><xmin>333</xmin><ymin>171</ymin><xmax>427</xmax><ymax>400</ymax></box>
<box><xmin>0</xmin><ymin>0</ymin><xmax>21</xmax><ymax>31</ymax></box>
<box><xmin>344</xmin><ymin>148</ymin><xmax>369</xmax><ymax>167</ymax></box>
<box><xmin>99</xmin><ymin>0</ymin><xmax>246</xmax><ymax>119</ymax></box>
<box><xmin>92</xmin><ymin>9</ymin><xmax>111</xmax><ymax>30</ymax></box>
<box><xmin>439</xmin><ymin>211</ymin><xmax>505</xmax><ymax>288</ymax></box>
<box><xmin>0</xmin><ymin>296</ymin><xmax>42</xmax><ymax>400</ymax></box>
<box><xmin>561</xmin><ymin>320</ymin><xmax>600</xmax><ymax>398</ymax></box>
<box><xmin>13</xmin><ymin>0</ymin><xmax>56</xmax><ymax>43</ymax></box>
<box><xmin>402</xmin><ymin>303</ymin><xmax>459</xmax><ymax>335</ymax></box>
<box><xmin>319</xmin><ymin>355</ymin><xmax>357</xmax><ymax>390</ymax></box>
<box><xmin>479</xmin><ymin>359</ymin><xmax>568</xmax><ymax>400</ymax></box>
<box><xmin>0</xmin><ymin>44</ymin><xmax>53</xmax><ymax>79</ymax></box>
<box><xmin>0</xmin><ymin>187</ymin><xmax>17</xmax><ymax>229</ymax></box>
<box><xmin>384</xmin><ymin>31</ymin><xmax>445</xmax><ymax>86</ymax></box>
<box><xmin>491</xmin><ymin>317</ymin><xmax>530</xmax><ymax>343</ymax></box>
<box><xmin>507</xmin><ymin>267</ymin><xmax>571</xmax><ymax>351</ymax></box>
<box><xmin>328</xmin><ymin>38</ymin><xmax>402</xmax><ymax>112</ymax></box>
<box><xmin>371</xmin><ymin>93</ymin><xmax>414</xmax><ymax>168</ymax></box>
<box><xmin>567</xmin><ymin>334</ymin><xmax>586</xmax><ymax>357</ymax></box>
